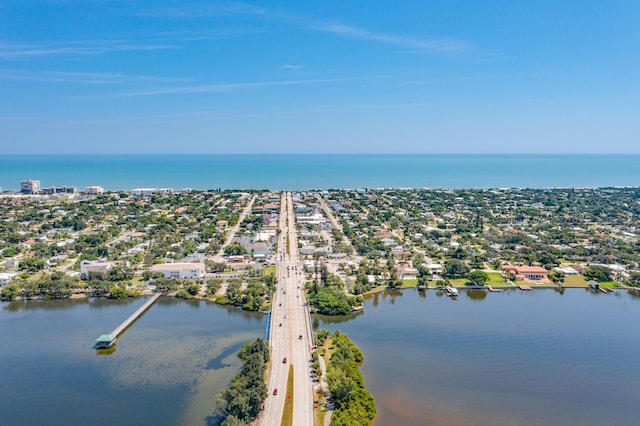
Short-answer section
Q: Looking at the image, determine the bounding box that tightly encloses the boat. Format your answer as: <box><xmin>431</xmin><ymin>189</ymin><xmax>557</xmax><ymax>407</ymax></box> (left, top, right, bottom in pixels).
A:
<box><xmin>445</xmin><ymin>286</ymin><xmax>458</xmax><ymax>297</ymax></box>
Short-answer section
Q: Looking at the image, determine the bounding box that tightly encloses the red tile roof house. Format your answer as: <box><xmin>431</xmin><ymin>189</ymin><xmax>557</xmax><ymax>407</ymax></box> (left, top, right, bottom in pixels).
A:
<box><xmin>502</xmin><ymin>265</ymin><xmax>550</xmax><ymax>283</ymax></box>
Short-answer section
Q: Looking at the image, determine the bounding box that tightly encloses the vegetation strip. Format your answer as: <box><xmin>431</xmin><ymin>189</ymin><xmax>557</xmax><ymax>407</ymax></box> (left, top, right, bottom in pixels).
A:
<box><xmin>280</xmin><ymin>365</ymin><xmax>294</xmax><ymax>426</ymax></box>
<box><xmin>215</xmin><ymin>339</ymin><xmax>269</xmax><ymax>426</ymax></box>
<box><xmin>317</xmin><ymin>330</ymin><xmax>376</xmax><ymax>426</ymax></box>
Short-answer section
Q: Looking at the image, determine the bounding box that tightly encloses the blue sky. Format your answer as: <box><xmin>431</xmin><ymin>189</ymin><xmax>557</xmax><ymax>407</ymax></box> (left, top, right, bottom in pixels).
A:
<box><xmin>1</xmin><ymin>0</ymin><xmax>639</xmax><ymax>154</ymax></box>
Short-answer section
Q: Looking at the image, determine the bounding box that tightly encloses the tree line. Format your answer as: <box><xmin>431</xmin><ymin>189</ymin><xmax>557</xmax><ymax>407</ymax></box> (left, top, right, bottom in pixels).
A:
<box><xmin>320</xmin><ymin>330</ymin><xmax>376</xmax><ymax>426</ymax></box>
<box><xmin>215</xmin><ymin>339</ymin><xmax>269</xmax><ymax>426</ymax></box>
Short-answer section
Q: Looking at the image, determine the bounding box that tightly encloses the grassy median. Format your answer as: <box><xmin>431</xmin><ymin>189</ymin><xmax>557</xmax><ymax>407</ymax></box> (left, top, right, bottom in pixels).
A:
<box><xmin>280</xmin><ymin>365</ymin><xmax>294</xmax><ymax>426</ymax></box>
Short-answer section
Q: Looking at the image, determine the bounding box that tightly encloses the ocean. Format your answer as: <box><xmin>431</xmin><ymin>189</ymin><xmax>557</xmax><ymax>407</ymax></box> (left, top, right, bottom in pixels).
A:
<box><xmin>1</xmin><ymin>154</ymin><xmax>639</xmax><ymax>191</ymax></box>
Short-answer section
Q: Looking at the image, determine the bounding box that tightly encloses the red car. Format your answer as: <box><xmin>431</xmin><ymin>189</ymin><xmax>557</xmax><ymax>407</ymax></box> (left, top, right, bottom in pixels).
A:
<box><xmin>273</xmin><ymin>388</ymin><xmax>278</xmax><ymax>395</ymax></box>
<box><xmin>282</xmin><ymin>357</ymin><xmax>287</xmax><ymax>364</ymax></box>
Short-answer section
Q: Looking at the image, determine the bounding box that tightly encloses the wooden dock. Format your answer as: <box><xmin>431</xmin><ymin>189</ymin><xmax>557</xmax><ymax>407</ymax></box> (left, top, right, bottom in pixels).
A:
<box><xmin>94</xmin><ymin>293</ymin><xmax>161</xmax><ymax>349</ymax></box>
<box><xmin>487</xmin><ymin>285</ymin><xmax>502</xmax><ymax>292</ymax></box>
<box><xmin>518</xmin><ymin>285</ymin><xmax>532</xmax><ymax>291</ymax></box>
<box><xmin>110</xmin><ymin>293</ymin><xmax>161</xmax><ymax>337</ymax></box>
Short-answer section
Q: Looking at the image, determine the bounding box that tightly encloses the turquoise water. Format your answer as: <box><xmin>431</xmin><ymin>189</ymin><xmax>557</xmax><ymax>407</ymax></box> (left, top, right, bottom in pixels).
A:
<box><xmin>1</xmin><ymin>154</ymin><xmax>639</xmax><ymax>190</ymax></box>
<box><xmin>0</xmin><ymin>297</ymin><xmax>266</xmax><ymax>426</ymax></box>
<box><xmin>314</xmin><ymin>289</ymin><xmax>640</xmax><ymax>426</ymax></box>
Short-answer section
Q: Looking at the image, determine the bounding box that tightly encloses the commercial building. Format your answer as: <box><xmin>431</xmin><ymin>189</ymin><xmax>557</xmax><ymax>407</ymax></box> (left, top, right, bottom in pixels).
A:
<box><xmin>85</xmin><ymin>186</ymin><xmax>105</xmax><ymax>195</ymax></box>
<box><xmin>295</xmin><ymin>213</ymin><xmax>326</xmax><ymax>224</ymax></box>
<box><xmin>42</xmin><ymin>186</ymin><xmax>78</xmax><ymax>195</ymax></box>
<box><xmin>132</xmin><ymin>188</ymin><xmax>158</xmax><ymax>197</ymax></box>
<box><xmin>150</xmin><ymin>262</ymin><xmax>205</xmax><ymax>279</ymax></box>
<box><xmin>20</xmin><ymin>179</ymin><xmax>41</xmax><ymax>194</ymax></box>
<box><xmin>80</xmin><ymin>260</ymin><xmax>115</xmax><ymax>278</ymax></box>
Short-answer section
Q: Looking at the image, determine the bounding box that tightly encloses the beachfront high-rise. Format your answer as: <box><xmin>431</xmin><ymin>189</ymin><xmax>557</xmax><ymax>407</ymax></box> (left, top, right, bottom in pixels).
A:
<box><xmin>20</xmin><ymin>179</ymin><xmax>40</xmax><ymax>194</ymax></box>
<box><xmin>84</xmin><ymin>186</ymin><xmax>105</xmax><ymax>195</ymax></box>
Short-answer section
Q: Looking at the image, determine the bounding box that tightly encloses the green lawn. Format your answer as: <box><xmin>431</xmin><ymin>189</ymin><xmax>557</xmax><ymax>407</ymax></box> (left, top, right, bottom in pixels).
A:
<box><xmin>563</xmin><ymin>275</ymin><xmax>589</xmax><ymax>287</ymax></box>
<box><xmin>514</xmin><ymin>280</ymin><xmax>551</xmax><ymax>287</ymax></box>
<box><xmin>400</xmin><ymin>278</ymin><xmax>417</xmax><ymax>288</ymax></box>
<box><xmin>449</xmin><ymin>278</ymin><xmax>468</xmax><ymax>287</ymax></box>
<box><xmin>281</xmin><ymin>365</ymin><xmax>294</xmax><ymax>426</ymax></box>
<box><xmin>315</xmin><ymin>405</ymin><xmax>327</xmax><ymax>426</ymax></box>
<box><xmin>363</xmin><ymin>285</ymin><xmax>387</xmax><ymax>295</ymax></box>
<box><xmin>485</xmin><ymin>272</ymin><xmax>507</xmax><ymax>286</ymax></box>
<box><xmin>263</xmin><ymin>265</ymin><xmax>276</xmax><ymax>276</ymax></box>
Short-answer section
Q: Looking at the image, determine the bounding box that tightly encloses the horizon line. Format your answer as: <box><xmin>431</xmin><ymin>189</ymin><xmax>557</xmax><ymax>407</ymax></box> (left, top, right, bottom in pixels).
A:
<box><xmin>2</xmin><ymin>152</ymin><xmax>639</xmax><ymax>156</ymax></box>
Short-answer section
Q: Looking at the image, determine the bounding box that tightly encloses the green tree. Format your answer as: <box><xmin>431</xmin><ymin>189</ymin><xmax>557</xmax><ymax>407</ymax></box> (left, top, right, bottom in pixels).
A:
<box><xmin>108</xmin><ymin>285</ymin><xmax>128</xmax><ymax>299</ymax></box>
<box><xmin>443</xmin><ymin>260</ymin><xmax>469</xmax><ymax>278</ymax></box>
<box><xmin>585</xmin><ymin>265</ymin><xmax>612</xmax><ymax>282</ymax></box>
<box><xmin>220</xmin><ymin>415</ymin><xmax>247</xmax><ymax>426</ymax></box>
<box><xmin>19</xmin><ymin>257</ymin><xmax>46</xmax><ymax>272</ymax></box>
<box><xmin>467</xmin><ymin>270</ymin><xmax>488</xmax><ymax>285</ymax></box>
<box><xmin>224</xmin><ymin>243</ymin><xmax>247</xmax><ymax>256</ymax></box>
<box><xmin>548</xmin><ymin>269</ymin><xmax>565</xmax><ymax>284</ymax></box>
<box><xmin>1</xmin><ymin>283</ymin><xmax>21</xmax><ymax>300</ymax></box>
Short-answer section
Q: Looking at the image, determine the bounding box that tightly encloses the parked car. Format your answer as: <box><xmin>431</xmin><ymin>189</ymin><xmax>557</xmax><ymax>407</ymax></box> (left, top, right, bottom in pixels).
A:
<box><xmin>282</xmin><ymin>357</ymin><xmax>287</xmax><ymax>363</ymax></box>
<box><xmin>273</xmin><ymin>388</ymin><xmax>278</xmax><ymax>395</ymax></box>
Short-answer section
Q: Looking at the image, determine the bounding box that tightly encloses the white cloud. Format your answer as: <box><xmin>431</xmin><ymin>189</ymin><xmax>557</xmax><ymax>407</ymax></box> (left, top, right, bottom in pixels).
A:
<box><xmin>0</xmin><ymin>40</ymin><xmax>178</xmax><ymax>59</ymax></box>
<box><xmin>312</xmin><ymin>22</ymin><xmax>469</xmax><ymax>53</ymax></box>
<box><xmin>278</xmin><ymin>64</ymin><xmax>306</xmax><ymax>70</ymax></box>
<box><xmin>136</xmin><ymin>2</ymin><xmax>266</xmax><ymax>18</ymax></box>
<box><xmin>0</xmin><ymin>69</ymin><xmax>188</xmax><ymax>85</ymax></box>
<box><xmin>74</xmin><ymin>78</ymin><xmax>350</xmax><ymax>99</ymax></box>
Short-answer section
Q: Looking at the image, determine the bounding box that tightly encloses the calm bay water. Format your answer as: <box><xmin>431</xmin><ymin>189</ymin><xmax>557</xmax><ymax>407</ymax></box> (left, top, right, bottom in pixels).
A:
<box><xmin>0</xmin><ymin>297</ymin><xmax>265</xmax><ymax>426</ymax></box>
<box><xmin>314</xmin><ymin>289</ymin><xmax>640</xmax><ymax>426</ymax></box>
<box><xmin>2</xmin><ymin>291</ymin><xmax>639</xmax><ymax>426</ymax></box>
<box><xmin>1</xmin><ymin>154</ymin><xmax>639</xmax><ymax>191</ymax></box>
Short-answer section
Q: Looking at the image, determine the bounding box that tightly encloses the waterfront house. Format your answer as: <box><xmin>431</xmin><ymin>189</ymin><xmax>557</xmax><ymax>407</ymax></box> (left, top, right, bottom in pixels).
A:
<box><xmin>502</xmin><ymin>265</ymin><xmax>549</xmax><ymax>282</ymax></box>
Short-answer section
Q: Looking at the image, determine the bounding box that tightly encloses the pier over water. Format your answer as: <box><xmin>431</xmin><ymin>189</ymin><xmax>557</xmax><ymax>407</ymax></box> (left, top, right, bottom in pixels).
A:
<box><xmin>95</xmin><ymin>293</ymin><xmax>161</xmax><ymax>348</ymax></box>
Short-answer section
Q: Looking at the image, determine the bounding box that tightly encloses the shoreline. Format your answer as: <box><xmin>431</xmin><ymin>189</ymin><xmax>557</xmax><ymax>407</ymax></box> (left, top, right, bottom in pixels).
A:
<box><xmin>363</xmin><ymin>283</ymin><xmax>633</xmax><ymax>296</ymax></box>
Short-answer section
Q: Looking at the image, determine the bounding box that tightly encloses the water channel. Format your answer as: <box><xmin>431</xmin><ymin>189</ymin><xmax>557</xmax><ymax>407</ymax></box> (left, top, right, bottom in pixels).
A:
<box><xmin>314</xmin><ymin>288</ymin><xmax>640</xmax><ymax>426</ymax></box>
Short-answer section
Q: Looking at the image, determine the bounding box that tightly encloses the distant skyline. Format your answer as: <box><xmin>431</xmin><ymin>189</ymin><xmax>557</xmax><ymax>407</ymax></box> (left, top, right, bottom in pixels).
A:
<box><xmin>1</xmin><ymin>1</ymin><xmax>639</xmax><ymax>154</ymax></box>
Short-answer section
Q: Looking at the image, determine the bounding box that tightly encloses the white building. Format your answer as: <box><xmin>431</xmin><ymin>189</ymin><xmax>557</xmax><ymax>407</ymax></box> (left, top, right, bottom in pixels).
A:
<box><xmin>80</xmin><ymin>260</ymin><xmax>115</xmax><ymax>278</ymax></box>
<box><xmin>20</xmin><ymin>179</ymin><xmax>41</xmax><ymax>194</ymax></box>
<box><xmin>42</xmin><ymin>186</ymin><xmax>78</xmax><ymax>195</ymax></box>
<box><xmin>555</xmin><ymin>266</ymin><xmax>579</xmax><ymax>276</ymax></box>
<box><xmin>424</xmin><ymin>263</ymin><xmax>443</xmax><ymax>274</ymax></box>
<box><xmin>296</xmin><ymin>213</ymin><xmax>326</xmax><ymax>224</ymax></box>
<box><xmin>132</xmin><ymin>188</ymin><xmax>157</xmax><ymax>197</ymax></box>
<box><xmin>0</xmin><ymin>272</ymin><xmax>18</xmax><ymax>286</ymax></box>
<box><xmin>85</xmin><ymin>186</ymin><xmax>104</xmax><ymax>195</ymax></box>
<box><xmin>150</xmin><ymin>263</ymin><xmax>205</xmax><ymax>280</ymax></box>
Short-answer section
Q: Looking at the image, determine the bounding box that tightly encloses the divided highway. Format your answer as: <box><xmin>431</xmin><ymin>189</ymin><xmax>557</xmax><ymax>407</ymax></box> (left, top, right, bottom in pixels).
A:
<box><xmin>260</xmin><ymin>192</ymin><xmax>314</xmax><ymax>426</ymax></box>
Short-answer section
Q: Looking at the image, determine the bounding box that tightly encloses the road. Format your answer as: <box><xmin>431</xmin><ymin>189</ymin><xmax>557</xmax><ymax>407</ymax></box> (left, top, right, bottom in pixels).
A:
<box><xmin>260</xmin><ymin>192</ymin><xmax>314</xmax><ymax>426</ymax></box>
<box><xmin>212</xmin><ymin>194</ymin><xmax>256</xmax><ymax>263</ymax></box>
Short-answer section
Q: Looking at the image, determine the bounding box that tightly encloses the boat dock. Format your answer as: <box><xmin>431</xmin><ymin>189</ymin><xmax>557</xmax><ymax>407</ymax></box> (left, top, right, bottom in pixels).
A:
<box><xmin>95</xmin><ymin>293</ymin><xmax>161</xmax><ymax>348</ymax></box>
<box><xmin>518</xmin><ymin>285</ymin><xmax>532</xmax><ymax>291</ymax></box>
<box><xmin>487</xmin><ymin>285</ymin><xmax>502</xmax><ymax>292</ymax></box>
